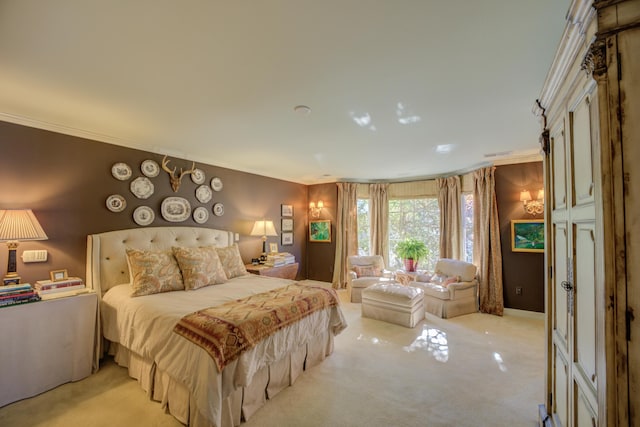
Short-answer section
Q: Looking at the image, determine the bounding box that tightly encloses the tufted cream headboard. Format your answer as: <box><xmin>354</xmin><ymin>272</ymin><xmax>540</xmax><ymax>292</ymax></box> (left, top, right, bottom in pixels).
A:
<box><xmin>86</xmin><ymin>226</ymin><xmax>234</xmax><ymax>296</ymax></box>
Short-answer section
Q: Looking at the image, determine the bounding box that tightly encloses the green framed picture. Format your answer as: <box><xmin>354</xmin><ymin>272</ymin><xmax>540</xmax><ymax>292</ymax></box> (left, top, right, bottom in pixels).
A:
<box><xmin>309</xmin><ymin>220</ymin><xmax>331</xmax><ymax>243</ymax></box>
<box><xmin>511</xmin><ymin>219</ymin><xmax>544</xmax><ymax>253</ymax></box>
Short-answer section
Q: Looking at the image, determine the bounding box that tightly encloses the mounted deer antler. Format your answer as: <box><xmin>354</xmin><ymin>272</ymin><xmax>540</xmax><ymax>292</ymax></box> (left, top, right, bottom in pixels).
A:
<box><xmin>161</xmin><ymin>155</ymin><xmax>196</xmax><ymax>192</ymax></box>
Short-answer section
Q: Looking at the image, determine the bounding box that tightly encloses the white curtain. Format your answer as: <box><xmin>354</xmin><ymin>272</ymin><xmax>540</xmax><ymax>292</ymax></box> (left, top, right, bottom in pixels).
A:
<box><xmin>332</xmin><ymin>182</ymin><xmax>359</xmax><ymax>289</ymax></box>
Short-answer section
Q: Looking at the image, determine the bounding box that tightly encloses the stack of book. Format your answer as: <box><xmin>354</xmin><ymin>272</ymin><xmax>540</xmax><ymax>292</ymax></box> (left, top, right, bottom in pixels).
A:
<box><xmin>265</xmin><ymin>252</ymin><xmax>296</xmax><ymax>267</ymax></box>
<box><xmin>35</xmin><ymin>277</ymin><xmax>86</xmax><ymax>300</ymax></box>
<box><xmin>0</xmin><ymin>283</ymin><xmax>40</xmax><ymax>307</ymax></box>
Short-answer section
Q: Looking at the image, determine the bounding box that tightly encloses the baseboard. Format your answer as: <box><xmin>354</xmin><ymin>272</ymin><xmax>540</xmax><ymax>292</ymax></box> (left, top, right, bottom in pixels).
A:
<box><xmin>538</xmin><ymin>404</ymin><xmax>554</xmax><ymax>427</ymax></box>
<box><xmin>504</xmin><ymin>308</ymin><xmax>545</xmax><ymax>320</ymax></box>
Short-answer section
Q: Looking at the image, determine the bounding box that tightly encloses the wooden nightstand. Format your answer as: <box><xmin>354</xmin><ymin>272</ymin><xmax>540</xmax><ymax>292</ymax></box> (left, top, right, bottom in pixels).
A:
<box><xmin>245</xmin><ymin>262</ymin><xmax>299</xmax><ymax>280</ymax></box>
<box><xmin>0</xmin><ymin>292</ymin><xmax>98</xmax><ymax>407</ymax></box>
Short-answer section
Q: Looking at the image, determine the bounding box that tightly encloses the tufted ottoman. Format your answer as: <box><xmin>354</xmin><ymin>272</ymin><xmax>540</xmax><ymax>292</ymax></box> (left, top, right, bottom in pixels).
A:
<box><xmin>361</xmin><ymin>282</ymin><xmax>424</xmax><ymax>328</ymax></box>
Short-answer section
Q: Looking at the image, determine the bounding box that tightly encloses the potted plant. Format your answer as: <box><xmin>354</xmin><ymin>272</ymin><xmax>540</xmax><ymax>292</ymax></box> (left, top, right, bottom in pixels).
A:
<box><xmin>395</xmin><ymin>238</ymin><xmax>429</xmax><ymax>272</ymax></box>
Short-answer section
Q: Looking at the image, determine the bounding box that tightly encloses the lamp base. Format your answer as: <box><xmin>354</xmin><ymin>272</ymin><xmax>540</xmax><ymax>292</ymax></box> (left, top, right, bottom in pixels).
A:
<box><xmin>3</xmin><ymin>276</ymin><xmax>21</xmax><ymax>286</ymax></box>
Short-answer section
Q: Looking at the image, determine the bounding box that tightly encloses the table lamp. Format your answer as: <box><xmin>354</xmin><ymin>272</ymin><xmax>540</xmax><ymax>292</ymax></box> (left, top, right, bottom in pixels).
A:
<box><xmin>0</xmin><ymin>209</ymin><xmax>48</xmax><ymax>285</ymax></box>
<box><xmin>250</xmin><ymin>220</ymin><xmax>277</xmax><ymax>262</ymax></box>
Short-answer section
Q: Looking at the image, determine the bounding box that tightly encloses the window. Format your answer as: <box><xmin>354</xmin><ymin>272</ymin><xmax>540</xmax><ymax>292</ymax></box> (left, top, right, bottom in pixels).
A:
<box><xmin>388</xmin><ymin>198</ymin><xmax>440</xmax><ymax>271</ymax></box>
<box><xmin>356</xmin><ymin>198</ymin><xmax>370</xmax><ymax>256</ymax></box>
<box><xmin>461</xmin><ymin>194</ymin><xmax>474</xmax><ymax>263</ymax></box>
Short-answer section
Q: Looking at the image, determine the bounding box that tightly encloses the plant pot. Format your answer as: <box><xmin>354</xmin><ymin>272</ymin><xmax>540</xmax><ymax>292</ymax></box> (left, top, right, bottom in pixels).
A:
<box><xmin>403</xmin><ymin>259</ymin><xmax>418</xmax><ymax>272</ymax></box>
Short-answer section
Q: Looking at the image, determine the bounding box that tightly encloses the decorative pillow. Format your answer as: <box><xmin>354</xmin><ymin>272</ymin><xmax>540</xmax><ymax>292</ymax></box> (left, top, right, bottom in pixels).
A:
<box><xmin>353</xmin><ymin>265</ymin><xmax>382</xmax><ymax>278</ymax></box>
<box><xmin>172</xmin><ymin>246</ymin><xmax>228</xmax><ymax>290</ymax></box>
<box><xmin>126</xmin><ymin>249</ymin><xmax>184</xmax><ymax>297</ymax></box>
<box><xmin>442</xmin><ymin>275</ymin><xmax>460</xmax><ymax>287</ymax></box>
<box><xmin>216</xmin><ymin>244</ymin><xmax>249</xmax><ymax>279</ymax></box>
<box><xmin>430</xmin><ymin>273</ymin><xmax>448</xmax><ymax>285</ymax></box>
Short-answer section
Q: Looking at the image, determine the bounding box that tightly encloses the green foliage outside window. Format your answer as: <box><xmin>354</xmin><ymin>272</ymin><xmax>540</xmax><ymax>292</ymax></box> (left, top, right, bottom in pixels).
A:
<box><xmin>357</xmin><ymin>199</ymin><xmax>370</xmax><ymax>256</ymax></box>
<box><xmin>388</xmin><ymin>198</ymin><xmax>440</xmax><ymax>270</ymax></box>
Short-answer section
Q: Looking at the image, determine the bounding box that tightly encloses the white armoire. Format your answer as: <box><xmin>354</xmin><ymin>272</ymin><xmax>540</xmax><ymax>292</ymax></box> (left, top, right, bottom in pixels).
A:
<box><xmin>536</xmin><ymin>0</ymin><xmax>639</xmax><ymax>426</ymax></box>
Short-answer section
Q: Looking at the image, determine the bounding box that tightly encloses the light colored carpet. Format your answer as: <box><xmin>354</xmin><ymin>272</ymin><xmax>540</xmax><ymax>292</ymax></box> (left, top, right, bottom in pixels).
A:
<box><xmin>0</xmin><ymin>283</ymin><xmax>544</xmax><ymax>427</ymax></box>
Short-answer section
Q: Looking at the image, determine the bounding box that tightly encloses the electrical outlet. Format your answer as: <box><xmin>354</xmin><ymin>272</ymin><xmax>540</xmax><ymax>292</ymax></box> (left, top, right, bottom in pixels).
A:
<box><xmin>515</xmin><ymin>287</ymin><xmax>523</xmax><ymax>295</ymax></box>
<box><xmin>22</xmin><ymin>250</ymin><xmax>48</xmax><ymax>263</ymax></box>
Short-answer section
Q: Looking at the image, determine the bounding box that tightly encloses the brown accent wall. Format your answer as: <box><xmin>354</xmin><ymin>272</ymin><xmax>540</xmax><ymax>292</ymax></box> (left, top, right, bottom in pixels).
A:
<box><xmin>0</xmin><ymin>121</ymin><xmax>308</xmax><ymax>284</ymax></box>
<box><xmin>495</xmin><ymin>162</ymin><xmax>545</xmax><ymax>312</ymax></box>
<box><xmin>306</xmin><ymin>183</ymin><xmax>337</xmax><ymax>282</ymax></box>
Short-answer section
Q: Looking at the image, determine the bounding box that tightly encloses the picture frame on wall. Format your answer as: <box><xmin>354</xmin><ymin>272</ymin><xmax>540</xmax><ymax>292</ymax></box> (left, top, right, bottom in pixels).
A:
<box><xmin>309</xmin><ymin>220</ymin><xmax>331</xmax><ymax>243</ymax></box>
<box><xmin>281</xmin><ymin>218</ymin><xmax>293</xmax><ymax>232</ymax></box>
<box><xmin>281</xmin><ymin>204</ymin><xmax>293</xmax><ymax>217</ymax></box>
<box><xmin>511</xmin><ymin>219</ymin><xmax>544</xmax><ymax>253</ymax></box>
<box><xmin>281</xmin><ymin>232</ymin><xmax>293</xmax><ymax>246</ymax></box>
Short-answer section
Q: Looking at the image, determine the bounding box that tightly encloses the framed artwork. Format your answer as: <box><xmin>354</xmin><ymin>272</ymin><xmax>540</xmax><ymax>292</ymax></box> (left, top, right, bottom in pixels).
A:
<box><xmin>511</xmin><ymin>220</ymin><xmax>544</xmax><ymax>253</ymax></box>
<box><xmin>50</xmin><ymin>269</ymin><xmax>69</xmax><ymax>281</ymax></box>
<box><xmin>282</xmin><ymin>218</ymin><xmax>293</xmax><ymax>232</ymax></box>
<box><xmin>269</xmin><ymin>242</ymin><xmax>279</xmax><ymax>254</ymax></box>
<box><xmin>281</xmin><ymin>232</ymin><xmax>293</xmax><ymax>246</ymax></box>
<box><xmin>281</xmin><ymin>204</ymin><xmax>293</xmax><ymax>217</ymax></box>
<box><xmin>309</xmin><ymin>220</ymin><xmax>331</xmax><ymax>243</ymax></box>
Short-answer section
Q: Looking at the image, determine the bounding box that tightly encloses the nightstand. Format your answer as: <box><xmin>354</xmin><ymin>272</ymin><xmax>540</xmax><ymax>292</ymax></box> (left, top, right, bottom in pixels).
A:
<box><xmin>245</xmin><ymin>262</ymin><xmax>299</xmax><ymax>280</ymax></box>
<box><xmin>0</xmin><ymin>292</ymin><xmax>98</xmax><ymax>407</ymax></box>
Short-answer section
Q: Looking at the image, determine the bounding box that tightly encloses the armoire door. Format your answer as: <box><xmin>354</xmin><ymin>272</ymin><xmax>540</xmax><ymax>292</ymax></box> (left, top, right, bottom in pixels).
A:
<box><xmin>547</xmin><ymin>82</ymin><xmax>600</xmax><ymax>426</ymax></box>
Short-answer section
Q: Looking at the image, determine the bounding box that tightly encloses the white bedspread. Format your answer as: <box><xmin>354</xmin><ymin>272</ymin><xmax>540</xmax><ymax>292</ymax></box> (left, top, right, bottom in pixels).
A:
<box><xmin>101</xmin><ymin>275</ymin><xmax>347</xmax><ymax>426</ymax></box>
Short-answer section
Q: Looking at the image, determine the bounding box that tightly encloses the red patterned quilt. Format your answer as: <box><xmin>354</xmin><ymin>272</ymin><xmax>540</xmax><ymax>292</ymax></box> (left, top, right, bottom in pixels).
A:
<box><xmin>173</xmin><ymin>283</ymin><xmax>340</xmax><ymax>371</ymax></box>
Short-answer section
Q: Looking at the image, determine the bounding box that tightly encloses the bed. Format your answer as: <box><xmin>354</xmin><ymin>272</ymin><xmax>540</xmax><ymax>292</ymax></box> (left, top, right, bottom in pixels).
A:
<box><xmin>86</xmin><ymin>226</ymin><xmax>347</xmax><ymax>427</ymax></box>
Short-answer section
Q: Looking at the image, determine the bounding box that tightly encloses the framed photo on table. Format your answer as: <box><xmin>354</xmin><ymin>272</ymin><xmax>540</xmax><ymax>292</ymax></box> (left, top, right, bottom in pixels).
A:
<box><xmin>309</xmin><ymin>220</ymin><xmax>331</xmax><ymax>243</ymax></box>
<box><xmin>50</xmin><ymin>269</ymin><xmax>68</xmax><ymax>281</ymax></box>
<box><xmin>511</xmin><ymin>220</ymin><xmax>544</xmax><ymax>253</ymax></box>
<box><xmin>269</xmin><ymin>243</ymin><xmax>279</xmax><ymax>254</ymax></box>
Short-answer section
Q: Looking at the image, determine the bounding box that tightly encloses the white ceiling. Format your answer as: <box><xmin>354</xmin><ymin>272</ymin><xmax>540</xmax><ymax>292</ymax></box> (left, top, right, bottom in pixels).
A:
<box><xmin>0</xmin><ymin>1</ymin><xmax>568</xmax><ymax>185</ymax></box>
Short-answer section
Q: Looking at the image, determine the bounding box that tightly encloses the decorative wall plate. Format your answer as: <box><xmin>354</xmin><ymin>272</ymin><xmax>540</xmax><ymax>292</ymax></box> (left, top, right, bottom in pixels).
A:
<box><xmin>133</xmin><ymin>206</ymin><xmax>155</xmax><ymax>226</ymax></box>
<box><xmin>106</xmin><ymin>194</ymin><xmax>127</xmax><ymax>212</ymax></box>
<box><xmin>193</xmin><ymin>206</ymin><xmax>209</xmax><ymax>224</ymax></box>
<box><xmin>141</xmin><ymin>160</ymin><xmax>160</xmax><ymax>177</ymax></box>
<box><xmin>191</xmin><ymin>168</ymin><xmax>206</xmax><ymax>184</ymax></box>
<box><xmin>130</xmin><ymin>176</ymin><xmax>154</xmax><ymax>199</ymax></box>
<box><xmin>161</xmin><ymin>197</ymin><xmax>191</xmax><ymax>222</ymax></box>
<box><xmin>211</xmin><ymin>177</ymin><xmax>223</xmax><ymax>191</ymax></box>
<box><xmin>195</xmin><ymin>185</ymin><xmax>212</xmax><ymax>203</ymax></box>
<box><xmin>111</xmin><ymin>163</ymin><xmax>132</xmax><ymax>180</ymax></box>
<box><xmin>213</xmin><ymin>202</ymin><xmax>224</xmax><ymax>216</ymax></box>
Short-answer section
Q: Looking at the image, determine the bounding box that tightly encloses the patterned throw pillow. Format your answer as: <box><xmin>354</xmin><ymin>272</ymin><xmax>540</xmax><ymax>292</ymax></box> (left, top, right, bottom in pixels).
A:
<box><xmin>216</xmin><ymin>244</ymin><xmax>249</xmax><ymax>279</ymax></box>
<box><xmin>430</xmin><ymin>273</ymin><xmax>448</xmax><ymax>285</ymax></box>
<box><xmin>353</xmin><ymin>265</ymin><xmax>382</xmax><ymax>278</ymax></box>
<box><xmin>126</xmin><ymin>249</ymin><xmax>184</xmax><ymax>297</ymax></box>
<box><xmin>442</xmin><ymin>275</ymin><xmax>460</xmax><ymax>287</ymax></box>
<box><xmin>172</xmin><ymin>246</ymin><xmax>228</xmax><ymax>290</ymax></box>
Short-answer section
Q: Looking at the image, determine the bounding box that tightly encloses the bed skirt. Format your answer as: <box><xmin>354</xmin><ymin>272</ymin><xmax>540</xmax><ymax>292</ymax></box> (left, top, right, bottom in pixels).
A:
<box><xmin>107</xmin><ymin>329</ymin><xmax>333</xmax><ymax>427</ymax></box>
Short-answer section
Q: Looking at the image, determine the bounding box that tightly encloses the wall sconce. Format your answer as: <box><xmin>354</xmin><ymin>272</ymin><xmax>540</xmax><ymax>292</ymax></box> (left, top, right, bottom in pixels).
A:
<box><xmin>0</xmin><ymin>209</ymin><xmax>48</xmax><ymax>285</ymax></box>
<box><xmin>520</xmin><ymin>189</ymin><xmax>544</xmax><ymax>215</ymax></box>
<box><xmin>249</xmin><ymin>220</ymin><xmax>277</xmax><ymax>262</ymax></box>
<box><xmin>309</xmin><ymin>201</ymin><xmax>324</xmax><ymax>218</ymax></box>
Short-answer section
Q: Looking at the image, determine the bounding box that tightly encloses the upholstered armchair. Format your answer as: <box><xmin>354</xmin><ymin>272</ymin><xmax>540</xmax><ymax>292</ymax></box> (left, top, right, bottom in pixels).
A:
<box><xmin>347</xmin><ymin>255</ymin><xmax>394</xmax><ymax>303</ymax></box>
<box><xmin>409</xmin><ymin>258</ymin><xmax>478</xmax><ymax>318</ymax></box>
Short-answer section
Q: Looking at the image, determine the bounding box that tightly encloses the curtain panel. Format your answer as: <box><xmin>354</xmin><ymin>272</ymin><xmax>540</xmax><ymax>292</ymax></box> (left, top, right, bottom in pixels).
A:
<box><xmin>437</xmin><ymin>176</ymin><xmax>461</xmax><ymax>260</ymax></box>
<box><xmin>332</xmin><ymin>182</ymin><xmax>359</xmax><ymax>289</ymax></box>
<box><xmin>369</xmin><ymin>183</ymin><xmax>389</xmax><ymax>265</ymax></box>
<box><xmin>472</xmin><ymin>167</ymin><xmax>504</xmax><ymax>315</ymax></box>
